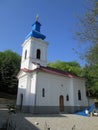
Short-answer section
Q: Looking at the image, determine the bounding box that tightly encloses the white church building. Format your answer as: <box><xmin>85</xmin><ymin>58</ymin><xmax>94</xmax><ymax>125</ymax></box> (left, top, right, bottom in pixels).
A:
<box><xmin>16</xmin><ymin>18</ymin><xmax>88</xmax><ymax>114</ymax></box>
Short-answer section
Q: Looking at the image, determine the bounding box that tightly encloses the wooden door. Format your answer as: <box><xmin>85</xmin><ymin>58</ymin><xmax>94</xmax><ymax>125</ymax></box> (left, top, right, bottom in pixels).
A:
<box><xmin>59</xmin><ymin>95</ymin><xmax>64</xmax><ymax>112</ymax></box>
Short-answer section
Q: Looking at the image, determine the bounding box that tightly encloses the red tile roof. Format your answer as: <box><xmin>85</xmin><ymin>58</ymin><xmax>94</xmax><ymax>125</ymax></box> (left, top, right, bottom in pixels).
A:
<box><xmin>21</xmin><ymin>68</ymin><xmax>33</xmax><ymax>73</ymax></box>
<box><xmin>21</xmin><ymin>66</ymin><xmax>84</xmax><ymax>79</ymax></box>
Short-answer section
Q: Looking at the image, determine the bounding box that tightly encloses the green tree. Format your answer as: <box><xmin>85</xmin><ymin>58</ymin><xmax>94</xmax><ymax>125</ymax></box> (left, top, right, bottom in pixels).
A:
<box><xmin>0</xmin><ymin>52</ymin><xmax>5</xmax><ymax>90</ymax></box>
<box><xmin>76</xmin><ymin>0</ymin><xmax>98</xmax><ymax>98</ymax></box>
<box><xmin>48</xmin><ymin>60</ymin><xmax>82</xmax><ymax>77</ymax></box>
<box><xmin>76</xmin><ymin>1</ymin><xmax>98</xmax><ymax>44</ymax></box>
<box><xmin>0</xmin><ymin>50</ymin><xmax>21</xmax><ymax>94</ymax></box>
<box><xmin>83</xmin><ymin>64</ymin><xmax>98</xmax><ymax>98</ymax></box>
<box><xmin>84</xmin><ymin>44</ymin><xmax>98</xmax><ymax>98</ymax></box>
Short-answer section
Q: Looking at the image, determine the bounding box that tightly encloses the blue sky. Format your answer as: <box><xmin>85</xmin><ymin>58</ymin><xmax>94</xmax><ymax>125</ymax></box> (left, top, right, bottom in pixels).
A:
<box><xmin>0</xmin><ymin>0</ymin><xmax>87</xmax><ymax>66</ymax></box>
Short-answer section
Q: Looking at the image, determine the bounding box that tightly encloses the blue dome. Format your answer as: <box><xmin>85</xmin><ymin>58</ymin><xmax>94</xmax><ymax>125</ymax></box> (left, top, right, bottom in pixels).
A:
<box><xmin>25</xmin><ymin>20</ymin><xmax>46</xmax><ymax>40</ymax></box>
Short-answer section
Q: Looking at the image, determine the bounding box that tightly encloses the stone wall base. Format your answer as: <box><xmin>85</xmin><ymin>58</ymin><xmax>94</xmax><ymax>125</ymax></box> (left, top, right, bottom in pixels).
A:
<box><xmin>16</xmin><ymin>105</ymin><xmax>87</xmax><ymax>114</ymax></box>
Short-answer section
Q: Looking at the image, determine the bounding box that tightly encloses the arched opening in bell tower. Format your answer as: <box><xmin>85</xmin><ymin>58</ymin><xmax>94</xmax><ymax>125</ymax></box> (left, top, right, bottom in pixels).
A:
<box><xmin>36</xmin><ymin>49</ymin><xmax>41</xmax><ymax>59</ymax></box>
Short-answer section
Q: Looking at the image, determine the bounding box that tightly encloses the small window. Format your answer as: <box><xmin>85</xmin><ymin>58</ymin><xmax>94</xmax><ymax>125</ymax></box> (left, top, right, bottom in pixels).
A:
<box><xmin>42</xmin><ymin>88</ymin><xmax>45</xmax><ymax>97</ymax></box>
<box><xmin>36</xmin><ymin>49</ymin><xmax>41</xmax><ymax>59</ymax></box>
<box><xmin>66</xmin><ymin>94</ymin><xmax>69</xmax><ymax>101</ymax></box>
<box><xmin>78</xmin><ymin>90</ymin><xmax>81</xmax><ymax>100</ymax></box>
<box><xmin>24</xmin><ymin>50</ymin><xmax>27</xmax><ymax>59</ymax></box>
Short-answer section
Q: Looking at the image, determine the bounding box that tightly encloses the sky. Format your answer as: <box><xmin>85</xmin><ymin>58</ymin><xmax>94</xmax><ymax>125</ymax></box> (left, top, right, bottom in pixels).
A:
<box><xmin>0</xmin><ymin>0</ymin><xmax>87</xmax><ymax>66</ymax></box>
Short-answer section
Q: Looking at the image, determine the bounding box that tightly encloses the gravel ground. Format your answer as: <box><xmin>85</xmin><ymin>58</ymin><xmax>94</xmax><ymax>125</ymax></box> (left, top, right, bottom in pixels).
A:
<box><xmin>5</xmin><ymin>113</ymin><xmax>98</xmax><ymax>130</ymax></box>
<box><xmin>0</xmin><ymin>107</ymin><xmax>98</xmax><ymax>130</ymax></box>
<box><xmin>0</xmin><ymin>96</ymin><xmax>98</xmax><ymax>130</ymax></box>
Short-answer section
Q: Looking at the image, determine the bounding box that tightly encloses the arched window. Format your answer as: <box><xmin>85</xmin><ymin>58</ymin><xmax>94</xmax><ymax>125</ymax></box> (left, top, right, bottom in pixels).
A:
<box><xmin>66</xmin><ymin>94</ymin><xmax>69</xmax><ymax>101</ymax></box>
<box><xmin>42</xmin><ymin>88</ymin><xmax>45</xmax><ymax>97</ymax></box>
<box><xmin>24</xmin><ymin>50</ymin><xmax>27</xmax><ymax>59</ymax></box>
<box><xmin>78</xmin><ymin>90</ymin><xmax>81</xmax><ymax>100</ymax></box>
<box><xmin>36</xmin><ymin>49</ymin><xmax>41</xmax><ymax>59</ymax></box>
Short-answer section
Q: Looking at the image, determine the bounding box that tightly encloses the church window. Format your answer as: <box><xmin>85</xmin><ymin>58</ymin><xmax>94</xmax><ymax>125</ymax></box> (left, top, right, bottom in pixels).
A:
<box><xmin>66</xmin><ymin>94</ymin><xmax>69</xmax><ymax>101</ymax></box>
<box><xmin>24</xmin><ymin>50</ymin><xmax>27</xmax><ymax>59</ymax></box>
<box><xmin>36</xmin><ymin>49</ymin><xmax>41</xmax><ymax>59</ymax></box>
<box><xmin>78</xmin><ymin>90</ymin><xmax>81</xmax><ymax>100</ymax></box>
<box><xmin>42</xmin><ymin>88</ymin><xmax>45</xmax><ymax>97</ymax></box>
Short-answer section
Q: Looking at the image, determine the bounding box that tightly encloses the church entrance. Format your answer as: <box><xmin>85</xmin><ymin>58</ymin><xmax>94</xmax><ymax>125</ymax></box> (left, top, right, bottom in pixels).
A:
<box><xmin>59</xmin><ymin>95</ymin><xmax>64</xmax><ymax>112</ymax></box>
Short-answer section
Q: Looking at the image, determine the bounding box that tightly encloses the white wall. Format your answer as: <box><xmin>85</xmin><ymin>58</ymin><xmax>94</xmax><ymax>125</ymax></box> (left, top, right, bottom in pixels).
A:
<box><xmin>73</xmin><ymin>78</ymin><xmax>88</xmax><ymax>106</ymax></box>
<box><xmin>16</xmin><ymin>75</ymin><xmax>28</xmax><ymax>106</ymax></box>
<box><xmin>30</xmin><ymin>38</ymin><xmax>48</xmax><ymax>67</ymax></box>
<box><xmin>17</xmin><ymin>72</ymin><xmax>37</xmax><ymax>107</ymax></box>
<box><xmin>21</xmin><ymin>37</ymin><xmax>48</xmax><ymax>70</ymax></box>
<box><xmin>35</xmin><ymin>72</ymin><xmax>74</xmax><ymax>107</ymax></box>
<box><xmin>21</xmin><ymin>38</ymin><xmax>32</xmax><ymax>69</ymax></box>
<box><xmin>17</xmin><ymin>70</ymin><xmax>88</xmax><ymax>109</ymax></box>
<box><xmin>29</xmin><ymin>72</ymin><xmax>37</xmax><ymax>106</ymax></box>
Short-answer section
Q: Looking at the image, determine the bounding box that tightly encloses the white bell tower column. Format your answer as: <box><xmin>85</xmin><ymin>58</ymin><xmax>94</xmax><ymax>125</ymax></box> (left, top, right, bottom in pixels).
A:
<box><xmin>20</xmin><ymin>18</ymin><xmax>48</xmax><ymax>70</ymax></box>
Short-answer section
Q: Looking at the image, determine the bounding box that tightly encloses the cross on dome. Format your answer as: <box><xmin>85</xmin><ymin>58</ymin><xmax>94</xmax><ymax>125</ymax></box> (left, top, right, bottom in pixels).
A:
<box><xmin>36</xmin><ymin>14</ymin><xmax>39</xmax><ymax>21</ymax></box>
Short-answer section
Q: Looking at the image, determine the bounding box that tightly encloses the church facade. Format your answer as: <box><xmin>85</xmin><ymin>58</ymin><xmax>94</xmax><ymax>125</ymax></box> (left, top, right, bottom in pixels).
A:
<box><xmin>16</xmin><ymin>18</ymin><xmax>88</xmax><ymax>114</ymax></box>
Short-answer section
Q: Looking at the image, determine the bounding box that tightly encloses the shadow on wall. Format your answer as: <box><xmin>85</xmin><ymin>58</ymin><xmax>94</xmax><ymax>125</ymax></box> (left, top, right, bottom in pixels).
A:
<box><xmin>16</xmin><ymin>87</ymin><xmax>37</xmax><ymax>113</ymax></box>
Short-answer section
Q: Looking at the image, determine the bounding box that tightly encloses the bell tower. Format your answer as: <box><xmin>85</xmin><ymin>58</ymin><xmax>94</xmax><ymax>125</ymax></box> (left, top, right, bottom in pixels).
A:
<box><xmin>21</xmin><ymin>17</ymin><xmax>48</xmax><ymax>70</ymax></box>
